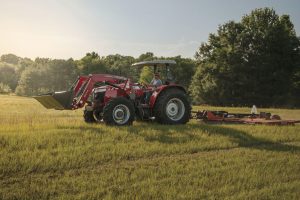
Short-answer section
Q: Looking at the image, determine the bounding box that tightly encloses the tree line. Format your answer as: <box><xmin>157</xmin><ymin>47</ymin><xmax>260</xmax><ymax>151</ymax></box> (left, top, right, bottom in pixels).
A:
<box><xmin>0</xmin><ymin>52</ymin><xmax>195</xmax><ymax>96</ymax></box>
<box><xmin>0</xmin><ymin>8</ymin><xmax>299</xmax><ymax>107</ymax></box>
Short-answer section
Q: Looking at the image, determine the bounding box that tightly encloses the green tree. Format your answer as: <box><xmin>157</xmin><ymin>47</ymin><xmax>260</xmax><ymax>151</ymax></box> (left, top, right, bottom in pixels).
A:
<box><xmin>137</xmin><ymin>52</ymin><xmax>156</xmax><ymax>61</ymax></box>
<box><xmin>165</xmin><ymin>56</ymin><xmax>196</xmax><ymax>89</ymax></box>
<box><xmin>77</xmin><ymin>52</ymin><xmax>108</xmax><ymax>75</ymax></box>
<box><xmin>0</xmin><ymin>54</ymin><xmax>20</xmax><ymax>65</ymax></box>
<box><xmin>190</xmin><ymin>8</ymin><xmax>300</xmax><ymax>106</ymax></box>
<box><xmin>15</xmin><ymin>66</ymin><xmax>46</xmax><ymax>96</ymax></box>
<box><xmin>0</xmin><ymin>83</ymin><xmax>12</xmax><ymax>94</ymax></box>
<box><xmin>0</xmin><ymin>63</ymin><xmax>18</xmax><ymax>91</ymax></box>
<box><xmin>0</xmin><ymin>55</ymin><xmax>34</xmax><ymax>92</ymax></box>
<box><xmin>17</xmin><ymin>58</ymin><xmax>35</xmax><ymax>75</ymax></box>
<box><xmin>15</xmin><ymin>58</ymin><xmax>78</xmax><ymax>95</ymax></box>
<box><xmin>139</xmin><ymin>66</ymin><xmax>153</xmax><ymax>84</ymax></box>
<box><xmin>46</xmin><ymin>59</ymin><xmax>78</xmax><ymax>91</ymax></box>
<box><xmin>103</xmin><ymin>54</ymin><xmax>137</xmax><ymax>80</ymax></box>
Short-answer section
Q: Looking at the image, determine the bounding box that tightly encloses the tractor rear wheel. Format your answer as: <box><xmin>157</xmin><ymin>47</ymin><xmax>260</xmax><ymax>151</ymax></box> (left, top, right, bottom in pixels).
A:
<box><xmin>83</xmin><ymin>109</ymin><xmax>96</xmax><ymax>123</ymax></box>
<box><xmin>103</xmin><ymin>97</ymin><xmax>135</xmax><ymax>126</ymax></box>
<box><xmin>154</xmin><ymin>88</ymin><xmax>191</xmax><ymax>124</ymax></box>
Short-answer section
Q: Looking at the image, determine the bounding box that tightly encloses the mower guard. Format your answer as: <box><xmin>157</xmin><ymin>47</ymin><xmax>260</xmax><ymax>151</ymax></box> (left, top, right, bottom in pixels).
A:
<box><xmin>33</xmin><ymin>91</ymin><xmax>73</xmax><ymax>110</ymax></box>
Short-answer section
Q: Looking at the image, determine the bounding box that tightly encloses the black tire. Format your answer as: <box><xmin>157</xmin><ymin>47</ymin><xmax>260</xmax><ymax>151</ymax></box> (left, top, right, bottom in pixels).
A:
<box><xmin>154</xmin><ymin>88</ymin><xmax>191</xmax><ymax>124</ymax></box>
<box><xmin>83</xmin><ymin>109</ymin><xmax>96</xmax><ymax>123</ymax></box>
<box><xmin>103</xmin><ymin>97</ymin><xmax>135</xmax><ymax>126</ymax></box>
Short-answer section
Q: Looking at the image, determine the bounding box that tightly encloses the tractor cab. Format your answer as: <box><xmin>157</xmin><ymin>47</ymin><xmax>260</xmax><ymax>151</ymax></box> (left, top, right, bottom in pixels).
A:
<box><xmin>129</xmin><ymin>60</ymin><xmax>178</xmax><ymax>105</ymax></box>
<box><xmin>132</xmin><ymin>60</ymin><xmax>176</xmax><ymax>85</ymax></box>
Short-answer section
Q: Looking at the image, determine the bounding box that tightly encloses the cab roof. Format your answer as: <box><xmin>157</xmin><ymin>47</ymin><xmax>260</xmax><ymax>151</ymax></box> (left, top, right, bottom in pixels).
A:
<box><xmin>132</xmin><ymin>60</ymin><xmax>176</xmax><ymax>67</ymax></box>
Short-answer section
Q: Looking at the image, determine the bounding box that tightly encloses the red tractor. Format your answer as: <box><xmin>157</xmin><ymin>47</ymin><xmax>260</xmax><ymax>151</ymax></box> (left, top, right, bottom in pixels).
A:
<box><xmin>34</xmin><ymin>60</ymin><xmax>191</xmax><ymax>126</ymax></box>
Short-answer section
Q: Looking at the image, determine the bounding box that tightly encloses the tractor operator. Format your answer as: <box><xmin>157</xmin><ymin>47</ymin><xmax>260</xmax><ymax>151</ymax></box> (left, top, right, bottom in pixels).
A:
<box><xmin>149</xmin><ymin>72</ymin><xmax>162</xmax><ymax>87</ymax></box>
<box><xmin>145</xmin><ymin>72</ymin><xmax>162</xmax><ymax>103</ymax></box>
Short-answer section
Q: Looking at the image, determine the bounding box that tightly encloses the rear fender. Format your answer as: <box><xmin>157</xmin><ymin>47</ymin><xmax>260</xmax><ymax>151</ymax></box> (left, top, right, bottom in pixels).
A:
<box><xmin>149</xmin><ymin>85</ymin><xmax>186</xmax><ymax>109</ymax></box>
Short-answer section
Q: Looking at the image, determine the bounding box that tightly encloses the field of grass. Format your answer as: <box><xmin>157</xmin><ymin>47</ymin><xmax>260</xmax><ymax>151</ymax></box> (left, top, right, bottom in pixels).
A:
<box><xmin>0</xmin><ymin>94</ymin><xmax>300</xmax><ymax>199</ymax></box>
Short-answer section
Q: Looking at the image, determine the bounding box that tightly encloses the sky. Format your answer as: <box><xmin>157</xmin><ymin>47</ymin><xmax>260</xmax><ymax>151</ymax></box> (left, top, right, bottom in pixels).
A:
<box><xmin>0</xmin><ymin>0</ymin><xmax>300</xmax><ymax>59</ymax></box>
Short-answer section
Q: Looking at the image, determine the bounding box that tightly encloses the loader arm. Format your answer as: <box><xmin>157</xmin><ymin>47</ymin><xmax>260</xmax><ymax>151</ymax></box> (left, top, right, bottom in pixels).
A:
<box><xmin>72</xmin><ymin>74</ymin><xmax>128</xmax><ymax>109</ymax></box>
<box><xmin>33</xmin><ymin>74</ymin><xmax>128</xmax><ymax>110</ymax></box>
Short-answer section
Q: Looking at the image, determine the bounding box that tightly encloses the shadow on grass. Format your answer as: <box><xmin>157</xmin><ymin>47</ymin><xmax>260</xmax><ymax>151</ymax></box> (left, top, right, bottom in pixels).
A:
<box><xmin>127</xmin><ymin>123</ymin><xmax>300</xmax><ymax>153</ymax></box>
<box><xmin>127</xmin><ymin>123</ymin><xmax>200</xmax><ymax>144</ymax></box>
<box><xmin>198</xmin><ymin>124</ymin><xmax>300</xmax><ymax>153</ymax></box>
<box><xmin>57</xmin><ymin>122</ymin><xmax>300</xmax><ymax>153</ymax></box>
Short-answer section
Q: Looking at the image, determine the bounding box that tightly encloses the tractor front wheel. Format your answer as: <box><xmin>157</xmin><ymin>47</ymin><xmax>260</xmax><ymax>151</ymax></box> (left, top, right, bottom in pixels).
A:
<box><xmin>154</xmin><ymin>89</ymin><xmax>191</xmax><ymax>124</ymax></box>
<box><xmin>83</xmin><ymin>109</ymin><xmax>96</xmax><ymax>123</ymax></box>
<box><xmin>103</xmin><ymin>97</ymin><xmax>135</xmax><ymax>126</ymax></box>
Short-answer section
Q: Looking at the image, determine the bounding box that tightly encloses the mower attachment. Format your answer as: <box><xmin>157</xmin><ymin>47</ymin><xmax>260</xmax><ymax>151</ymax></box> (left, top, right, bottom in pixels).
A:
<box><xmin>33</xmin><ymin>91</ymin><xmax>73</xmax><ymax>110</ymax></box>
<box><xmin>192</xmin><ymin>110</ymin><xmax>300</xmax><ymax>126</ymax></box>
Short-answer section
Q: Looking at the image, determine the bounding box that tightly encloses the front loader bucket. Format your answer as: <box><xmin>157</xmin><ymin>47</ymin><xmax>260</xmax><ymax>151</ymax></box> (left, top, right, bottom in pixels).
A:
<box><xmin>33</xmin><ymin>91</ymin><xmax>73</xmax><ymax>110</ymax></box>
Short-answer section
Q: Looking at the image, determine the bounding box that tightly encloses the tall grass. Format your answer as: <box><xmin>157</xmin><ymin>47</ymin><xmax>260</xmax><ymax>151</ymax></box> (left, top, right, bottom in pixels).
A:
<box><xmin>0</xmin><ymin>95</ymin><xmax>299</xmax><ymax>199</ymax></box>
